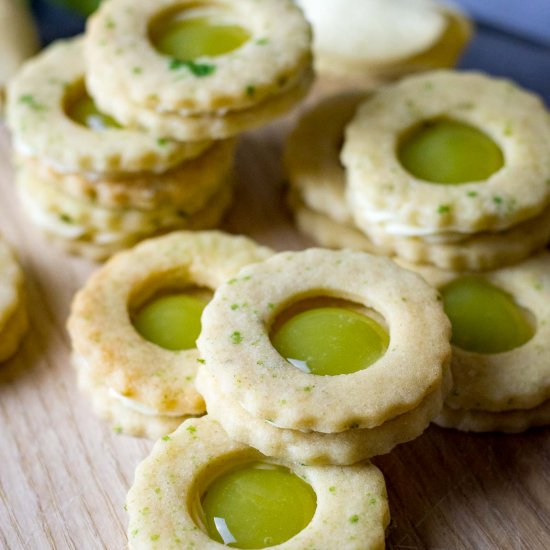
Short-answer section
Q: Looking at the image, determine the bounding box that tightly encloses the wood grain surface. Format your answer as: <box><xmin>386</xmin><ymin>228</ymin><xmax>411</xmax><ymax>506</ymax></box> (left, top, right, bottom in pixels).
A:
<box><xmin>1</xmin><ymin>89</ymin><xmax>550</xmax><ymax>550</ymax></box>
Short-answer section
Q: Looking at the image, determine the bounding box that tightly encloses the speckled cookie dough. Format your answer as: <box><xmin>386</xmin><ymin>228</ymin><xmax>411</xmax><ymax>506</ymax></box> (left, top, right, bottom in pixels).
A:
<box><xmin>404</xmin><ymin>252</ymin><xmax>550</xmax><ymax>413</ymax></box>
<box><xmin>297</xmin><ymin>0</ymin><xmax>471</xmax><ymax>79</ymax></box>
<box><xmin>17</xmin><ymin>167</ymin><xmax>235</xmax><ymax>261</ymax></box>
<box><xmin>17</xmin><ymin>138</ymin><xmax>235</xmax><ymax>211</ymax></box>
<box><xmin>342</xmin><ymin>71</ymin><xmax>550</xmax><ymax>235</ymax></box>
<box><xmin>284</xmin><ymin>92</ymin><xmax>367</xmax><ymax>226</ymax></box>
<box><xmin>435</xmin><ymin>398</ymin><xmax>550</xmax><ymax>433</ymax></box>
<box><xmin>197</xmin><ymin>248</ymin><xmax>451</xmax><ymax>433</ymax></box>
<box><xmin>126</xmin><ymin>416</ymin><xmax>390</xmax><ymax>549</ymax></box>
<box><xmin>67</xmin><ymin>231</ymin><xmax>272</xmax><ymax>431</ymax></box>
<box><xmin>0</xmin><ymin>237</ymin><xmax>28</xmax><ymax>362</ymax></box>
<box><xmin>196</xmin><ymin>367</ymin><xmax>451</xmax><ymax>464</ymax></box>
<box><xmin>7</xmin><ymin>37</ymin><xmax>210</xmax><ymax>175</ymax></box>
<box><xmin>85</xmin><ymin>0</ymin><xmax>313</xmax><ymax>139</ymax></box>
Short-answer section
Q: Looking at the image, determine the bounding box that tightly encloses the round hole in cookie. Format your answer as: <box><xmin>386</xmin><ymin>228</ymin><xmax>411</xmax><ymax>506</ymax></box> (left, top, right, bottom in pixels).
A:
<box><xmin>149</xmin><ymin>5</ymin><xmax>251</xmax><ymax>63</ymax></box>
<box><xmin>194</xmin><ymin>459</ymin><xmax>317</xmax><ymax>548</ymax></box>
<box><xmin>64</xmin><ymin>80</ymin><xmax>122</xmax><ymax>131</ymax></box>
<box><xmin>397</xmin><ymin>117</ymin><xmax>504</xmax><ymax>184</ymax></box>
<box><xmin>130</xmin><ymin>285</ymin><xmax>212</xmax><ymax>351</ymax></box>
<box><xmin>270</xmin><ymin>297</ymin><xmax>389</xmax><ymax>376</ymax></box>
<box><xmin>441</xmin><ymin>275</ymin><xmax>535</xmax><ymax>354</ymax></box>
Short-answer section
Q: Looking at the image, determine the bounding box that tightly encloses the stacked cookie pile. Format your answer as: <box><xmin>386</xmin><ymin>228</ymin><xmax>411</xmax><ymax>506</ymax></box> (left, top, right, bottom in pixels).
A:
<box><xmin>286</xmin><ymin>70</ymin><xmax>550</xmax><ymax>434</ymax></box>
<box><xmin>6</xmin><ymin>0</ymin><xmax>313</xmax><ymax>259</ymax></box>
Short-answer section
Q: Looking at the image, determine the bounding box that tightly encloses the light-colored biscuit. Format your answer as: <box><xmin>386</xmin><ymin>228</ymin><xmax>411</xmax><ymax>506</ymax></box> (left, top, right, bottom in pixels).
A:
<box><xmin>19</xmin><ymin>138</ymin><xmax>235</xmax><ymax>211</ymax></box>
<box><xmin>126</xmin><ymin>416</ymin><xmax>390</xmax><ymax>550</ymax></box>
<box><xmin>198</xmin><ymin>248</ymin><xmax>451</xmax><ymax>433</ymax></box>
<box><xmin>16</xmin><ymin>160</ymin><xmax>234</xmax><ymax>239</ymax></box>
<box><xmin>68</xmin><ymin>231</ymin><xmax>273</xmax><ymax>421</ymax></box>
<box><xmin>22</xmin><ymin>183</ymin><xmax>234</xmax><ymax>261</ymax></box>
<box><xmin>86</xmin><ymin>0</ymin><xmax>312</xmax><ymax>114</ymax></box>
<box><xmin>404</xmin><ymin>252</ymin><xmax>550</xmax><ymax>412</ymax></box>
<box><xmin>343</xmin><ymin>71</ymin><xmax>550</xmax><ymax>235</ymax></box>
<box><xmin>298</xmin><ymin>0</ymin><xmax>470</xmax><ymax>78</ymax></box>
<box><xmin>364</xmin><ymin>204</ymin><xmax>550</xmax><ymax>271</ymax></box>
<box><xmin>7</xmin><ymin>37</ymin><xmax>211</xmax><ymax>175</ymax></box>
<box><xmin>434</xmin><ymin>399</ymin><xmax>550</xmax><ymax>434</ymax></box>
<box><xmin>76</xmin><ymin>355</ymin><xmax>189</xmax><ymax>439</ymax></box>
<box><xmin>284</xmin><ymin>91</ymin><xmax>367</xmax><ymax>225</ymax></box>
<box><xmin>87</xmin><ymin>68</ymin><xmax>314</xmax><ymax>141</ymax></box>
<box><xmin>197</xmin><ymin>367</ymin><xmax>451</xmax><ymax>464</ymax></box>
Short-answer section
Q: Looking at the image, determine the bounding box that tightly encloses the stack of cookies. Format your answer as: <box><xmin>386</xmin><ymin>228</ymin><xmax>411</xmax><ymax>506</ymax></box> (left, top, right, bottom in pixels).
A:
<box><xmin>287</xmin><ymin>70</ymin><xmax>550</xmax><ymax>272</ymax></box>
<box><xmin>285</xmin><ymin>69</ymin><xmax>550</xmax><ymax>436</ymax></box>
<box><xmin>0</xmin><ymin>234</ymin><xmax>28</xmax><ymax>363</ymax></box>
<box><xmin>6</xmin><ymin>0</ymin><xmax>313</xmax><ymax>259</ymax></box>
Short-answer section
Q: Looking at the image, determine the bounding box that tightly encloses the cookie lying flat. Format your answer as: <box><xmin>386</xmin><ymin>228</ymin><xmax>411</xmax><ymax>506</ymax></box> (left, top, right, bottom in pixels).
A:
<box><xmin>198</xmin><ymin>248</ymin><xmax>451</xmax><ymax>434</ymax></box>
<box><xmin>0</xmin><ymin>237</ymin><xmax>28</xmax><ymax>362</ymax></box>
<box><xmin>297</xmin><ymin>0</ymin><xmax>471</xmax><ymax>80</ymax></box>
<box><xmin>7</xmin><ymin>37</ymin><xmax>209</xmax><ymax>175</ymax></box>
<box><xmin>343</xmin><ymin>71</ymin><xmax>550</xmax><ymax>236</ymax></box>
<box><xmin>85</xmin><ymin>0</ymin><xmax>313</xmax><ymax>140</ymax></box>
<box><xmin>68</xmin><ymin>231</ymin><xmax>272</xmax><ymax>436</ymax></box>
<box><xmin>126</xmin><ymin>416</ymin><xmax>390</xmax><ymax>549</ymax></box>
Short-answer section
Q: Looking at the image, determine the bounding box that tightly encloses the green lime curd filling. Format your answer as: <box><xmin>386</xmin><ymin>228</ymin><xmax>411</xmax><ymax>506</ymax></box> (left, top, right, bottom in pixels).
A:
<box><xmin>201</xmin><ymin>462</ymin><xmax>317</xmax><ymax>548</ymax></box>
<box><xmin>442</xmin><ymin>276</ymin><xmax>534</xmax><ymax>353</ymax></box>
<box><xmin>152</xmin><ymin>15</ymin><xmax>250</xmax><ymax>60</ymax></box>
<box><xmin>132</xmin><ymin>293</ymin><xmax>207</xmax><ymax>351</ymax></box>
<box><xmin>271</xmin><ymin>306</ymin><xmax>389</xmax><ymax>376</ymax></box>
<box><xmin>398</xmin><ymin>118</ymin><xmax>504</xmax><ymax>184</ymax></box>
<box><xmin>66</xmin><ymin>91</ymin><xmax>121</xmax><ymax>131</ymax></box>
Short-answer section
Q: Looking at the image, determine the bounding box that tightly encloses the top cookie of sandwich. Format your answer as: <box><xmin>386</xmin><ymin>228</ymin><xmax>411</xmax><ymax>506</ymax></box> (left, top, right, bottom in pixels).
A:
<box><xmin>85</xmin><ymin>0</ymin><xmax>312</xmax><ymax>137</ymax></box>
<box><xmin>342</xmin><ymin>70</ymin><xmax>550</xmax><ymax>236</ymax></box>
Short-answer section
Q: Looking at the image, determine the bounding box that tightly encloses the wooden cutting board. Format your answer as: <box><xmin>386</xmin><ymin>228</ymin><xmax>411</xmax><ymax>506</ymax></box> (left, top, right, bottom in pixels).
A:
<box><xmin>1</xmin><ymin>87</ymin><xmax>549</xmax><ymax>549</ymax></box>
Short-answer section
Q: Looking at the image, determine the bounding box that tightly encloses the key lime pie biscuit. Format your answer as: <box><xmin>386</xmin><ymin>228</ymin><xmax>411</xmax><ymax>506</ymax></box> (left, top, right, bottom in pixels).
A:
<box><xmin>85</xmin><ymin>0</ymin><xmax>313</xmax><ymax>140</ymax></box>
<box><xmin>343</xmin><ymin>71</ymin><xmax>550</xmax><ymax>237</ymax></box>
<box><xmin>7</xmin><ymin>38</ymin><xmax>210</xmax><ymax>175</ymax></box>
<box><xmin>403</xmin><ymin>252</ymin><xmax>550</xmax><ymax>432</ymax></box>
<box><xmin>297</xmin><ymin>0</ymin><xmax>471</xmax><ymax>80</ymax></box>
<box><xmin>126</xmin><ymin>416</ymin><xmax>390</xmax><ymax>549</ymax></box>
<box><xmin>197</xmin><ymin>248</ymin><xmax>451</xmax><ymax>461</ymax></box>
<box><xmin>68</xmin><ymin>231</ymin><xmax>272</xmax><ymax>437</ymax></box>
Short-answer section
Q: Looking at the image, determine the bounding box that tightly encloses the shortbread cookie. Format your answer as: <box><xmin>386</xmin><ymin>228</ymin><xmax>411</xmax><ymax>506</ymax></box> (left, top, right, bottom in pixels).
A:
<box><xmin>343</xmin><ymin>71</ymin><xmax>550</xmax><ymax>235</ymax></box>
<box><xmin>297</xmin><ymin>0</ymin><xmax>471</xmax><ymax>78</ymax></box>
<box><xmin>365</xmin><ymin>204</ymin><xmax>550</xmax><ymax>271</ymax></box>
<box><xmin>7</xmin><ymin>37</ymin><xmax>210</xmax><ymax>175</ymax></box>
<box><xmin>405</xmin><ymin>253</ymin><xmax>550</xmax><ymax>413</ymax></box>
<box><xmin>68</xmin><ymin>231</ymin><xmax>272</xmax><ymax>429</ymax></box>
<box><xmin>0</xmin><ymin>237</ymin><xmax>28</xmax><ymax>362</ymax></box>
<box><xmin>285</xmin><ymin>92</ymin><xmax>367</xmax><ymax>225</ymax></box>
<box><xmin>198</xmin><ymin>248</ymin><xmax>451</xmax><ymax>433</ymax></box>
<box><xmin>19</xmin><ymin>139</ymin><xmax>235</xmax><ymax>211</ymax></box>
<box><xmin>76</xmin><ymin>356</ymin><xmax>188</xmax><ymax>439</ymax></box>
<box><xmin>126</xmin><ymin>417</ymin><xmax>389</xmax><ymax>550</ymax></box>
<box><xmin>197</xmin><ymin>367</ymin><xmax>451</xmax><ymax>464</ymax></box>
<box><xmin>435</xmin><ymin>399</ymin><xmax>550</xmax><ymax>434</ymax></box>
<box><xmin>85</xmin><ymin>0</ymin><xmax>313</xmax><ymax>140</ymax></box>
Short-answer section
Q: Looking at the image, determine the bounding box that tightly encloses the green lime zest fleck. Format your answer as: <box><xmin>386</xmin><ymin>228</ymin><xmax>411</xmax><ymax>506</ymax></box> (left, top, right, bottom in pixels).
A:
<box><xmin>19</xmin><ymin>94</ymin><xmax>47</xmax><ymax>111</ymax></box>
<box><xmin>231</xmin><ymin>331</ymin><xmax>243</xmax><ymax>344</ymax></box>
<box><xmin>197</xmin><ymin>358</ymin><xmax>206</xmax><ymax>364</ymax></box>
<box><xmin>256</xmin><ymin>38</ymin><xmax>269</xmax><ymax>45</ymax></box>
<box><xmin>187</xmin><ymin>425</ymin><xmax>197</xmax><ymax>434</ymax></box>
<box><xmin>349</xmin><ymin>515</ymin><xmax>359</xmax><ymax>523</ymax></box>
<box><xmin>437</xmin><ymin>204</ymin><xmax>451</xmax><ymax>214</ymax></box>
<box><xmin>467</xmin><ymin>191</ymin><xmax>478</xmax><ymax>197</ymax></box>
<box><xmin>162</xmin><ymin>435</ymin><xmax>171</xmax><ymax>441</ymax></box>
<box><xmin>150</xmin><ymin>534</ymin><xmax>160</xmax><ymax>541</ymax></box>
<box><xmin>246</xmin><ymin>84</ymin><xmax>256</xmax><ymax>97</ymax></box>
<box><xmin>329</xmin><ymin>486</ymin><xmax>336</xmax><ymax>494</ymax></box>
<box><xmin>169</xmin><ymin>58</ymin><xmax>216</xmax><ymax>76</ymax></box>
